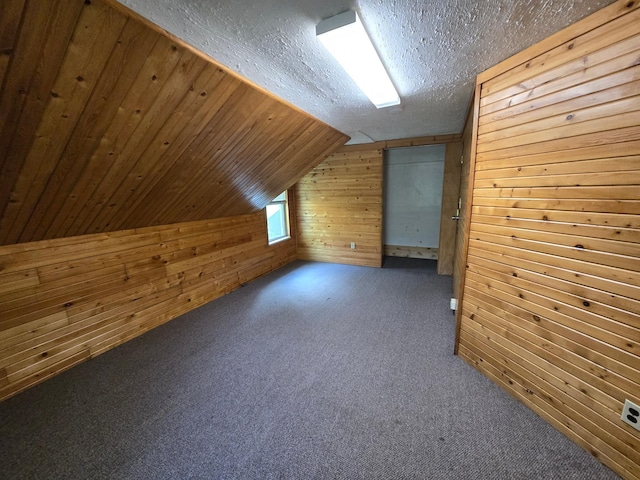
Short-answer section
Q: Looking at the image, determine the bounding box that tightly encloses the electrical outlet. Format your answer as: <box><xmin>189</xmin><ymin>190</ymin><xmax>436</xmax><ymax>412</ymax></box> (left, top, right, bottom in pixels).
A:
<box><xmin>350</xmin><ymin>242</ymin><xmax>356</xmax><ymax>249</ymax></box>
<box><xmin>621</xmin><ymin>399</ymin><xmax>640</xmax><ymax>431</ymax></box>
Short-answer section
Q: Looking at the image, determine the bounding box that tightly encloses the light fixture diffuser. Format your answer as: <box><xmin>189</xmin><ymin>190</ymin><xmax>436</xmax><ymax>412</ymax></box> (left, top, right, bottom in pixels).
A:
<box><xmin>317</xmin><ymin>10</ymin><xmax>400</xmax><ymax>109</ymax></box>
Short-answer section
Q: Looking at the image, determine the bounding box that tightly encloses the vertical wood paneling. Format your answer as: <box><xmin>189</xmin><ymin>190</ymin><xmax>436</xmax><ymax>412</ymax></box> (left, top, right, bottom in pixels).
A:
<box><xmin>0</xmin><ymin>0</ymin><xmax>85</xmax><ymax>221</ymax></box>
<box><xmin>453</xmin><ymin>100</ymin><xmax>476</xmax><ymax>302</ymax></box>
<box><xmin>457</xmin><ymin>1</ymin><xmax>640</xmax><ymax>478</ymax></box>
<box><xmin>0</xmin><ymin>211</ymin><xmax>297</xmax><ymax>401</ymax></box>
<box><xmin>437</xmin><ymin>141</ymin><xmax>462</xmax><ymax>275</ymax></box>
<box><xmin>2</xmin><ymin>1</ymin><xmax>129</xmax><ymax>245</ymax></box>
<box><xmin>296</xmin><ymin>146</ymin><xmax>383</xmax><ymax>268</ymax></box>
<box><xmin>25</xmin><ymin>17</ymin><xmax>161</xmax><ymax>241</ymax></box>
<box><xmin>0</xmin><ymin>0</ymin><xmax>347</xmax><ymax>246</ymax></box>
<box><xmin>0</xmin><ymin>0</ymin><xmax>27</xmax><ymax>87</ymax></box>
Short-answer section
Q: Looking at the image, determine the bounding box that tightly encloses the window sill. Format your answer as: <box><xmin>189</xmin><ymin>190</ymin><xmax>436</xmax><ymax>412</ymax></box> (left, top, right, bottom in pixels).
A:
<box><xmin>268</xmin><ymin>236</ymin><xmax>291</xmax><ymax>246</ymax></box>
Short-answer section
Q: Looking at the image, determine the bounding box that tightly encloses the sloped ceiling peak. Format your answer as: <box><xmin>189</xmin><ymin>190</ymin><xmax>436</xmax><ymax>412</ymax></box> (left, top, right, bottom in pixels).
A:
<box><xmin>119</xmin><ymin>0</ymin><xmax>615</xmax><ymax>144</ymax></box>
<box><xmin>0</xmin><ymin>0</ymin><xmax>347</xmax><ymax>246</ymax></box>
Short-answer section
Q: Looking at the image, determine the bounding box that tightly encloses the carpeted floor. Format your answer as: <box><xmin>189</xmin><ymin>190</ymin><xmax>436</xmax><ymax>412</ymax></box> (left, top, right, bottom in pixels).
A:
<box><xmin>0</xmin><ymin>257</ymin><xmax>620</xmax><ymax>479</ymax></box>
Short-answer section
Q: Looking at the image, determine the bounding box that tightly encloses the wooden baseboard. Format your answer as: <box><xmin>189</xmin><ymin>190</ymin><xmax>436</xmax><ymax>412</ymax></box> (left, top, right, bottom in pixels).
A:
<box><xmin>384</xmin><ymin>245</ymin><xmax>438</xmax><ymax>260</ymax></box>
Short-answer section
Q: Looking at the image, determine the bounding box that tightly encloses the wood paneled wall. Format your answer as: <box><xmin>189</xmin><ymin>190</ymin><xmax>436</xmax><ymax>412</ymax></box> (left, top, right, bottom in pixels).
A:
<box><xmin>437</xmin><ymin>141</ymin><xmax>463</xmax><ymax>275</ymax></box>
<box><xmin>295</xmin><ymin>135</ymin><xmax>464</xmax><ymax>269</ymax></box>
<box><xmin>453</xmin><ymin>104</ymin><xmax>476</xmax><ymax>302</ymax></box>
<box><xmin>0</xmin><ymin>0</ymin><xmax>347</xmax><ymax>246</ymax></box>
<box><xmin>0</xmin><ymin>211</ymin><xmax>297</xmax><ymax>401</ymax></box>
<box><xmin>296</xmin><ymin>146</ymin><xmax>384</xmax><ymax>268</ymax></box>
<box><xmin>456</xmin><ymin>1</ymin><xmax>640</xmax><ymax>478</ymax></box>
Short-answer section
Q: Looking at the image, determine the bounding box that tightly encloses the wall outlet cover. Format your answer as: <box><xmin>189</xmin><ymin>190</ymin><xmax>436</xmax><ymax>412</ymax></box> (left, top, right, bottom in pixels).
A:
<box><xmin>621</xmin><ymin>399</ymin><xmax>640</xmax><ymax>432</ymax></box>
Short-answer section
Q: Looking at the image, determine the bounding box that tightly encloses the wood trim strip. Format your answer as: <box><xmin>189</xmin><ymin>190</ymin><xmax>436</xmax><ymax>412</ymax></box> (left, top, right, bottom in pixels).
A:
<box><xmin>454</xmin><ymin>84</ymin><xmax>481</xmax><ymax>355</ymax></box>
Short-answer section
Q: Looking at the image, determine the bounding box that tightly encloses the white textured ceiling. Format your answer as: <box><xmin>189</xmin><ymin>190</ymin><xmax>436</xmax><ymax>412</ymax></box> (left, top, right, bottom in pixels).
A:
<box><xmin>119</xmin><ymin>0</ymin><xmax>615</xmax><ymax>144</ymax></box>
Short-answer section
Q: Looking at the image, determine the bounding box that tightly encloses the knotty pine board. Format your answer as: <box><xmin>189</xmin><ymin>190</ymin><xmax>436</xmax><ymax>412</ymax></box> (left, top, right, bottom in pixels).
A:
<box><xmin>456</xmin><ymin>1</ymin><xmax>640</xmax><ymax>479</ymax></box>
<box><xmin>0</xmin><ymin>212</ymin><xmax>296</xmax><ymax>401</ymax></box>
<box><xmin>437</xmin><ymin>142</ymin><xmax>463</xmax><ymax>275</ymax></box>
<box><xmin>453</xmin><ymin>102</ymin><xmax>475</xmax><ymax>302</ymax></box>
<box><xmin>296</xmin><ymin>146</ymin><xmax>384</xmax><ymax>268</ymax></box>
<box><xmin>0</xmin><ymin>0</ymin><xmax>347</xmax><ymax>246</ymax></box>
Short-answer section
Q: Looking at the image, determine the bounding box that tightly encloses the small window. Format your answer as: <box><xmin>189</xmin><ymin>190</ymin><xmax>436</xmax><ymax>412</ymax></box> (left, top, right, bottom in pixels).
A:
<box><xmin>266</xmin><ymin>191</ymin><xmax>290</xmax><ymax>244</ymax></box>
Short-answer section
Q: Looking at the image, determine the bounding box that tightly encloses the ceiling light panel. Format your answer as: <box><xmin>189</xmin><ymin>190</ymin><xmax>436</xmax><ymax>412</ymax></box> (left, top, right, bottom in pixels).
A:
<box><xmin>317</xmin><ymin>10</ymin><xmax>400</xmax><ymax>109</ymax></box>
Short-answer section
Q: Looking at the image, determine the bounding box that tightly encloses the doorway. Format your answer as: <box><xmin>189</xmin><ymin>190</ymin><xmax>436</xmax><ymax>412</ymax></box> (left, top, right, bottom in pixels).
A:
<box><xmin>383</xmin><ymin>145</ymin><xmax>446</xmax><ymax>260</ymax></box>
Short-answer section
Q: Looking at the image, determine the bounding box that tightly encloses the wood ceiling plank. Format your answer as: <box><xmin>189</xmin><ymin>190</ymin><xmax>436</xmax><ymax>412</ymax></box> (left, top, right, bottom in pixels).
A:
<box><xmin>0</xmin><ymin>0</ymin><xmax>84</xmax><ymax>234</ymax></box>
<box><xmin>58</xmin><ymin>35</ymin><xmax>186</xmax><ymax>237</ymax></box>
<box><xmin>4</xmin><ymin>1</ymin><xmax>128</xmax><ymax>245</ymax></box>
<box><xmin>178</xmin><ymin>98</ymin><xmax>293</xmax><ymax>219</ymax></box>
<box><xmin>145</xmin><ymin>86</ymin><xmax>274</xmax><ymax>226</ymax></box>
<box><xmin>0</xmin><ymin>0</ymin><xmax>347</xmax><ymax>245</ymax></box>
<box><xmin>0</xmin><ymin>0</ymin><xmax>27</xmax><ymax>88</ymax></box>
<box><xmin>96</xmin><ymin>65</ymin><xmax>223</xmax><ymax>232</ymax></box>
<box><xmin>81</xmin><ymin>54</ymin><xmax>210</xmax><ymax>234</ymax></box>
<box><xmin>249</xmin><ymin>125</ymin><xmax>349</xmax><ymax>208</ymax></box>
<box><xmin>110</xmin><ymin>73</ymin><xmax>242</xmax><ymax>231</ymax></box>
<box><xmin>75</xmin><ymin>51</ymin><xmax>208</xmax><ymax>236</ymax></box>
<box><xmin>28</xmin><ymin>18</ymin><xmax>160</xmax><ymax>242</ymax></box>
<box><xmin>151</xmin><ymin>86</ymin><xmax>267</xmax><ymax>221</ymax></box>
<box><xmin>199</xmin><ymin>108</ymin><xmax>318</xmax><ymax>217</ymax></box>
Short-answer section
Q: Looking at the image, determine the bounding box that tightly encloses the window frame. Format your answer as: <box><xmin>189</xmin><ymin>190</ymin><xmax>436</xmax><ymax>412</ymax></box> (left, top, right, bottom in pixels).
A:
<box><xmin>265</xmin><ymin>190</ymin><xmax>291</xmax><ymax>245</ymax></box>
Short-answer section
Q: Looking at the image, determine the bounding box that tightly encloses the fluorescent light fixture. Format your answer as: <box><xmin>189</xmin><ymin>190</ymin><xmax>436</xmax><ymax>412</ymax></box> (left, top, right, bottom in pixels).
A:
<box><xmin>317</xmin><ymin>10</ymin><xmax>400</xmax><ymax>109</ymax></box>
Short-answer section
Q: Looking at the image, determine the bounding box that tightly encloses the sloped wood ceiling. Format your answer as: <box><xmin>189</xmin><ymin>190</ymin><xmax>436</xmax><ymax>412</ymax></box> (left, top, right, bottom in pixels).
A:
<box><xmin>0</xmin><ymin>0</ymin><xmax>348</xmax><ymax>246</ymax></box>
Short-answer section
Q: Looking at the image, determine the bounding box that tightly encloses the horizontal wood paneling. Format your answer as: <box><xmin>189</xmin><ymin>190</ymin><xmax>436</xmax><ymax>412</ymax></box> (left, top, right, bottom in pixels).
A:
<box><xmin>457</xmin><ymin>2</ymin><xmax>640</xmax><ymax>479</ymax></box>
<box><xmin>384</xmin><ymin>245</ymin><xmax>438</xmax><ymax>260</ymax></box>
<box><xmin>296</xmin><ymin>146</ymin><xmax>383</xmax><ymax>267</ymax></box>
<box><xmin>0</xmin><ymin>0</ymin><xmax>347</xmax><ymax>246</ymax></box>
<box><xmin>0</xmin><ymin>211</ymin><xmax>297</xmax><ymax>401</ymax></box>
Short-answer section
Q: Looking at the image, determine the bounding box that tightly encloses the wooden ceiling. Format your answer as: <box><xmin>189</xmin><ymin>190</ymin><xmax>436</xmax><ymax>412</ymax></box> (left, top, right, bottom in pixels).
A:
<box><xmin>0</xmin><ymin>0</ymin><xmax>348</xmax><ymax>246</ymax></box>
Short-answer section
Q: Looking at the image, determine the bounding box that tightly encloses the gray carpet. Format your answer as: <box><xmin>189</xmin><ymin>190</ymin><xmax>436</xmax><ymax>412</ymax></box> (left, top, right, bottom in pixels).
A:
<box><xmin>0</xmin><ymin>257</ymin><xmax>619</xmax><ymax>479</ymax></box>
